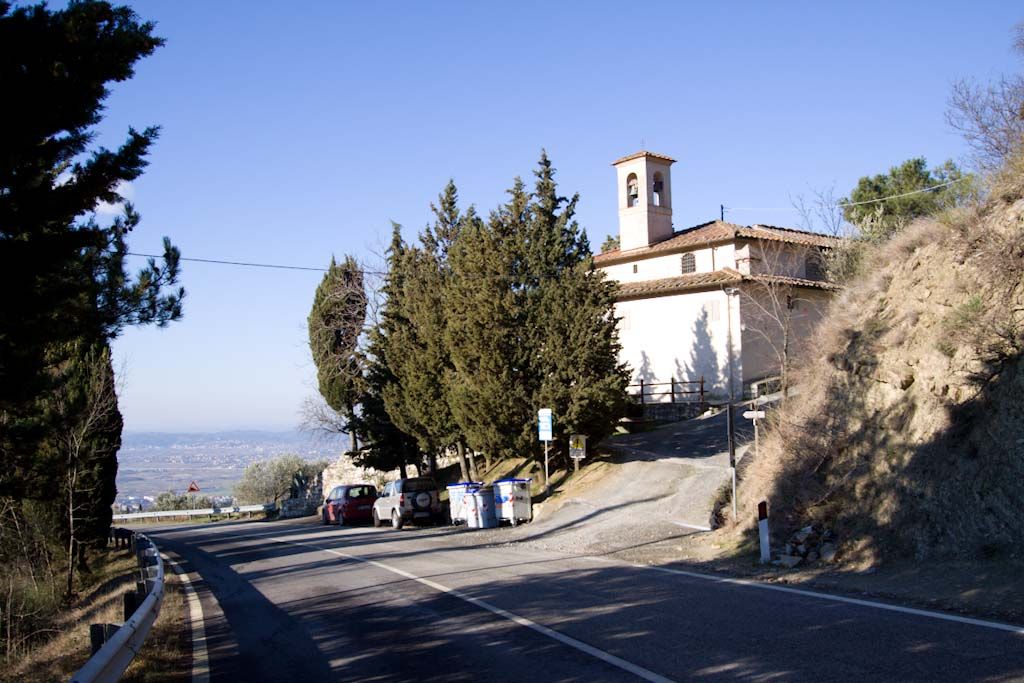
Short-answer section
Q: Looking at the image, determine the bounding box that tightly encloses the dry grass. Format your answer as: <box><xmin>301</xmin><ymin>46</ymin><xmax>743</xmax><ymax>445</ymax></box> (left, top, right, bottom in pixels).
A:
<box><xmin>723</xmin><ymin>158</ymin><xmax>1024</xmax><ymax>566</ymax></box>
<box><xmin>120</xmin><ymin>568</ymin><xmax>189</xmax><ymax>683</ymax></box>
<box><xmin>2</xmin><ymin>547</ymin><xmax>189</xmax><ymax>683</ymax></box>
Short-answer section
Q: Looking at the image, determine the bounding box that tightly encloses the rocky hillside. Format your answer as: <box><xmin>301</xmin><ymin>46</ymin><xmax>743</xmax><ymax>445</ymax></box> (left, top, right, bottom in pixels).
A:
<box><xmin>734</xmin><ymin>157</ymin><xmax>1024</xmax><ymax>565</ymax></box>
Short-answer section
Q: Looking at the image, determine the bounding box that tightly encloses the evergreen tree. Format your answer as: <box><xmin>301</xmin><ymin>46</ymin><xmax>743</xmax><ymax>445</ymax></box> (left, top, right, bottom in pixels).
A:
<box><xmin>526</xmin><ymin>155</ymin><xmax>629</xmax><ymax>460</ymax></box>
<box><xmin>0</xmin><ymin>1</ymin><xmax>184</xmax><ymax>498</ymax></box>
<box><xmin>842</xmin><ymin>158</ymin><xmax>971</xmax><ymax>240</ymax></box>
<box><xmin>390</xmin><ymin>182</ymin><xmax>473</xmax><ymax>479</ymax></box>
<box><xmin>358</xmin><ymin>225</ymin><xmax>420</xmax><ymax>476</ymax></box>
<box><xmin>447</xmin><ymin>180</ymin><xmax>534</xmax><ymax>466</ymax></box>
<box><xmin>308</xmin><ymin>256</ymin><xmax>367</xmax><ymax>454</ymax></box>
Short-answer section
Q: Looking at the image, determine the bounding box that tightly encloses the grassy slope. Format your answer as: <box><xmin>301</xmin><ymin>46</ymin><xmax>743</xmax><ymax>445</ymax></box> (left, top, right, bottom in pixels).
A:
<box><xmin>728</xmin><ymin>160</ymin><xmax>1024</xmax><ymax>566</ymax></box>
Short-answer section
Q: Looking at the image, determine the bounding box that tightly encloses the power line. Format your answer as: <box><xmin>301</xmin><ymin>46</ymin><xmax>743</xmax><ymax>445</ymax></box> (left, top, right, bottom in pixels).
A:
<box><xmin>724</xmin><ymin>177</ymin><xmax>965</xmax><ymax>214</ymax></box>
<box><xmin>126</xmin><ymin>252</ymin><xmax>359</xmax><ymax>274</ymax></box>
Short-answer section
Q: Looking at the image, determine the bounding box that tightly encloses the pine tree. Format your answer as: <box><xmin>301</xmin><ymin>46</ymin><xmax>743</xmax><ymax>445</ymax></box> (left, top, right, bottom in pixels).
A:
<box><xmin>0</xmin><ymin>2</ymin><xmax>183</xmax><ymax>498</ymax></box>
<box><xmin>308</xmin><ymin>256</ymin><xmax>367</xmax><ymax>455</ymax></box>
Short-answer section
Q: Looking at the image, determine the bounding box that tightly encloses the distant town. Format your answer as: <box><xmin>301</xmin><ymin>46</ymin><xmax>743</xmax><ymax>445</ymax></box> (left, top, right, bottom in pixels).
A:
<box><xmin>114</xmin><ymin>430</ymin><xmax>338</xmax><ymax>510</ymax></box>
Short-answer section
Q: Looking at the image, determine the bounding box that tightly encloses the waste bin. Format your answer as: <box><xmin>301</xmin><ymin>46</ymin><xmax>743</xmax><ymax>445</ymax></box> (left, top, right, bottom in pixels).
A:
<box><xmin>465</xmin><ymin>486</ymin><xmax>498</xmax><ymax>529</ymax></box>
<box><xmin>493</xmin><ymin>478</ymin><xmax>532</xmax><ymax>526</ymax></box>
<box><xmin>446</xmin><ymin>482</ymin><xmax>481</xmax><ymax>525</ymax></box>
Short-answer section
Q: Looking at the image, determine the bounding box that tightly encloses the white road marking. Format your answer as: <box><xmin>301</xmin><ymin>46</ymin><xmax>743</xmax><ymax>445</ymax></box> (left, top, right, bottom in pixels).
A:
<box><xmin>163</xmin><ymin>552</ymin><xmax>211</xmax><ymax>683</ymax></box>
<box><xmin>671</xmin><ymin>521</ymin><xmax>712</xmax><ymax>531</ymax></box>
<box><xmin>270</xmin><ymin>535</ymin><xmax>676</xmax><ymax>683</ymax></box>
<box><xmin>581</xmin><ymin>555</ymin><xmax>1024</xmax><ymax>635</ymax></box>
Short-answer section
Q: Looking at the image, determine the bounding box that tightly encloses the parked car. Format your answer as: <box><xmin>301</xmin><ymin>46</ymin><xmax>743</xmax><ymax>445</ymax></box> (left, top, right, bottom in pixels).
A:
<box><xmin>372</xmin><ymin>477</ymin><xmax>444</xmax><ymax>529</ymax></box>
<box><xmin>322</xmin><ymin>484</ymin><xmax>378</xmax><ymax>526</ymax></box>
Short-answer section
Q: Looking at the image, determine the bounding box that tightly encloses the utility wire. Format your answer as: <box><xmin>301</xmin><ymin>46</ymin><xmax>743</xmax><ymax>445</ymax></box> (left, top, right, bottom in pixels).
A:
<box><xmin>127</xmin><ymin>252</ymin><xmax>336</xmax><ymax>273</ymax></box>
<box><xmin>724</xmin><ymin>177</ymin><xmax>964</xmax><ymax>213</ymax></box>
<box><xmin>127</xmin><ymin>178</ymin><xmax>966</xmax><ymax>274</ymax></box>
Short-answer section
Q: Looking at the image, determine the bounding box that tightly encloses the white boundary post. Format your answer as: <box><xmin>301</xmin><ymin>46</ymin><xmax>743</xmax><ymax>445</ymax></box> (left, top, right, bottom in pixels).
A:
<box><xmin>758</xmin><ymin>500</ymin><xmax>771</xmax><ymax>563</ymax></box>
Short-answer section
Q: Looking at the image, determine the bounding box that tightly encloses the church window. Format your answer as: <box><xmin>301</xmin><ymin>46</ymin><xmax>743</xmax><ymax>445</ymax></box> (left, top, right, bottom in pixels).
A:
<box><xmin>680</xmin><ymin>252</ymin><xmax>696</xmax><ymax>274</ymax></box>
<box><xmin>632</xmin><ymin>264</ymin><xmax>638</xmax><ymax>274</ymax></box>
<box><xmin>626</xmin><ymin>174</ymin><xmax>639</xmax><ymax>207</ymax></box>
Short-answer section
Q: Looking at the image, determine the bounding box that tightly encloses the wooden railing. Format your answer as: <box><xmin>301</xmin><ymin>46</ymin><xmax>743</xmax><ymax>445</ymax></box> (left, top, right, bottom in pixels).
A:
<box><xmin>627</xmin><ymin>377</ymin><xmax>705</xmax><ymax>406</ymax></box>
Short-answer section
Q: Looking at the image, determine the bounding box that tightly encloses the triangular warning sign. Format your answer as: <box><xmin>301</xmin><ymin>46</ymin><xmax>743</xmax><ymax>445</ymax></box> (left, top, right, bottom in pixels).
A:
<box><xmin>187</xmin><ymin>480</ymin><xmax>201</xmax><ymax>493</ymax></box>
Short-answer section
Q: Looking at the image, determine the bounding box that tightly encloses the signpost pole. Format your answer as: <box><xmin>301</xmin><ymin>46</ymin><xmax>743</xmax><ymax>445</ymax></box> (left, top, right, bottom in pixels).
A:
<box><xmin>544</xmin><ymin>440</ymin><xmax>550</xmax><ymax>491</ymax></box>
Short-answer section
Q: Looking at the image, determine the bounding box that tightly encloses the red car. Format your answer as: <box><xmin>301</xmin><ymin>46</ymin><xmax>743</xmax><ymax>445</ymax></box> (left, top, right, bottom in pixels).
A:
<box><xmin>322</xmin><ymin>484</ymin><xmax>378</xmax><ymax>526</ymax></box>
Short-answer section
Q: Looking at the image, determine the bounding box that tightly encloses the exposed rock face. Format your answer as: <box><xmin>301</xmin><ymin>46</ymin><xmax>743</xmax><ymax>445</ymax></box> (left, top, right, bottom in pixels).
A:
<box><xmin>738</xmin><ymin>193</ymin><xmax>1024</xmax><ymax>564</ymax></box>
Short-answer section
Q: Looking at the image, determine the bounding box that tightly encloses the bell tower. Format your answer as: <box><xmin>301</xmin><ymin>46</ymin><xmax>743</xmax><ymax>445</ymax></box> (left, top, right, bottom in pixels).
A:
<box><xmin>613</xmin><ymin>151</ymin><xmax>675</xmax><ymax>251</ymax></box>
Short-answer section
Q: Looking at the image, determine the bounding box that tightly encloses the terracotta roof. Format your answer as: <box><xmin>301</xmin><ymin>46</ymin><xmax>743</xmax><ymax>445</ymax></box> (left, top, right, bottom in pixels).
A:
<box><xmin>611</xmin><ymin>150</ymin><xmax>677</xmax><ymax>166</ymax></box>
<box><xmin>615</xmin><ymin>269</ymin><xmax>743</xmax><ymax>300</ymax></box>
<box><xmin>595</xmin><ymin>220</ymin><xmax>840</xmax><ymax>265</ymax></box>
<box><xmin>614</xmin><ymin>268</ymin><xmax>838</xmax><ymax>301</ymax></box>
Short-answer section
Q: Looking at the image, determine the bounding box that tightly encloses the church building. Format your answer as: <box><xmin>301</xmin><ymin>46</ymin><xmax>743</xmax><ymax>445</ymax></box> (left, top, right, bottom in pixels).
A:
<box><xmin>594</xmin><ymin>151</ymin><xmax>840</xmax><ymax>403</ymax></box>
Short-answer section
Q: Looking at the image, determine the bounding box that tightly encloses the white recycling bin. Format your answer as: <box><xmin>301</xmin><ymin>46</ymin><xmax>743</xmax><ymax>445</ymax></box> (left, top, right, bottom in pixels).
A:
<box><xmin>493</xmin><ymin>478</ymin><xmax>532</xmax><ymax>526</ymax></box>
<box><xmin>446</xmin><ymin>482</ymin><xmax>481</xmax><ymax>525</ymax></box>
<box><xmin>464</xmin><ymin>487</ymin><xmax>498</xmax><ymax>529</ymax></box>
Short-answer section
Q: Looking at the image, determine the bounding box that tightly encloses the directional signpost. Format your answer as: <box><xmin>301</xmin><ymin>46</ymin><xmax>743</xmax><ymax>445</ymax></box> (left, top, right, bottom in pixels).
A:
<box><xmin>538</xmin><ymin>409</ymin><xmax>553</xmax><ymax>490</ymax></box>
<box><xmin>569</xmin><ymin>434</ymin><xmax>587</xmax><ymax>473</ymax></box>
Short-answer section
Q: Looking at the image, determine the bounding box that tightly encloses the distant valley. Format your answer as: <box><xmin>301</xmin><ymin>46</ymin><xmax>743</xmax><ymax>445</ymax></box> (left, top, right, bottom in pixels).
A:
<box><xmin>115</xmin><ymin>430</ymin><xmax>340</xmax><ymax>505</ymax></box>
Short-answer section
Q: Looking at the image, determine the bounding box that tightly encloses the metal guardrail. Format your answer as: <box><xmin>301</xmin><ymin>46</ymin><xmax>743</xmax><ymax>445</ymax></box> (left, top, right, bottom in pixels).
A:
<box><xmin>70</xmin><ymin>529</ymin><xmax>165</xmax><ymax>683</ymax></box>
<box><xmin>112</xmin><ymin>503</ymin><xmax>275</xmax><ymax>521</ymax></box>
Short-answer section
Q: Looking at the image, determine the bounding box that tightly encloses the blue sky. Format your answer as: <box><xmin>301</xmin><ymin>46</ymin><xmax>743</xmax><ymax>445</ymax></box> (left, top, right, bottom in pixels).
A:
<box><xmin>99</xmin><ymin>1</ymin><xmax>1021</xmax><ymax>431</ymax></box>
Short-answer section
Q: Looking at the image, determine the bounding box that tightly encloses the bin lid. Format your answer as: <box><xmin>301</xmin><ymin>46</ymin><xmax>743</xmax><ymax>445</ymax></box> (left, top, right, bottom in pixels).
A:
<box><xmin>494</xmin><ymin>478</ymin><xmax>531</xmax><ymax>484</ymax></box>
<box><xmin>446</xmin><ymin>482</ymin><xmax>483</xmax><ymax>489</ymax></box>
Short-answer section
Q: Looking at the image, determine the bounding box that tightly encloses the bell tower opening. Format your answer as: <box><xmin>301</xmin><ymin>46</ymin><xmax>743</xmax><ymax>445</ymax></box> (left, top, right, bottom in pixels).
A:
<box><xmin>612</xmin><ymin>151</ymin><xmax>675</xmax><ymax>251</ymax></box>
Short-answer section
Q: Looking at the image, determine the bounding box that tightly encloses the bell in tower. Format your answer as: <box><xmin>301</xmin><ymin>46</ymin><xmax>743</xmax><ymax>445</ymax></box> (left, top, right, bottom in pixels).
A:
<box><xmin>612</xmin><ymin>151</ymin><xmax>675</xmax><ymax>251</ymax></box>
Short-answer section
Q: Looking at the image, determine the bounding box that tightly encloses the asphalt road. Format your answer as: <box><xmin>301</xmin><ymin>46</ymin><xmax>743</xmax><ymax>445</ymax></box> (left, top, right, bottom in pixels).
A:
<box><xmin>152</xmin><ymin>518</ymin><xmax>1024</xmax><ymax>682</ymax></box>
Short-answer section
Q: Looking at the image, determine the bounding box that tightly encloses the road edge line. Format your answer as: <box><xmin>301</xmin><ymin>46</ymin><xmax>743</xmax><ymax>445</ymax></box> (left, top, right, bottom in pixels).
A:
<box><xmin>163</xmin><ymin>552</ymin><xmax>211</xmax><ymax>683</ymax></box>
<box><xmin>274</xmin><ymin>536</ymin><xmax>677</xmax><ymax>683</ymax></box>
<box><xmin>580</xmin><ymin>555</ymin><xmax>1024</xmax><ymax>635</ymax></box>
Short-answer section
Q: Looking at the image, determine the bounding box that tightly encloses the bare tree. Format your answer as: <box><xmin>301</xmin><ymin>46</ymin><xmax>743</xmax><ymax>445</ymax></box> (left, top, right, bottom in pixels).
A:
<box><xmin>791</xmin><ymin>184</ymin><xmax>849</xmax><ymax>237</ymax></box>
<box><xmin>947</xmin><ymin>24</ymin><xmax>1024</xmax><ymax>171</ymax></box>
<box><xmin>49</xmin><ymin>344</ymin><xmax>122</xmax><ymax>599</ymax></box>
<box><xmin>737</xmin><ymin>239</ymin><xmax>831</xmax><ymax>400</ymax></box>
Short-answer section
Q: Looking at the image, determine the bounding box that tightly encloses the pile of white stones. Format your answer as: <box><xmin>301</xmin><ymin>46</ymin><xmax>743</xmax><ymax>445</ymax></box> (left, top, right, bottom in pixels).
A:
<box><xmin>774</xmin><ymin>524</ymin><xmax>838</xmax><ymax>568</ymax></box>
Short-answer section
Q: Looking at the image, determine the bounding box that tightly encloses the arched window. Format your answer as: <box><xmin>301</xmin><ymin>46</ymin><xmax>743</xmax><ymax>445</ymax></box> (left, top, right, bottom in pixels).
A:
<box><xmin>652</xmin><ymin>172</ymin><xmax>665</xmax><ymax>207</ymax></box>
<box><xmin>626</xmin><ymin>173</ymin><xmax>639</xmax><ymax>207</ymax></box>
<box><xmin>805</xmin><ymin>253</ymin><xmax>824</xmax><ymax>280</ymax></box>
<box><xmin>680</xmin><ymin>252</ymin><xmax>696</xmax><ymax>274</ymax></box>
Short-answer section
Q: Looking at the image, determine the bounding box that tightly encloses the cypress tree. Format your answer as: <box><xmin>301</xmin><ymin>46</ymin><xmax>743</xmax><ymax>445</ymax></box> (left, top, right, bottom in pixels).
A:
<box><xmin>0</xmin><ymin>2</ymin><xmax>184</xmax><ymax>498</ymax></box>
<box><xmin>308</xmin><ymin>256</ymin><xmax>367</xmax><ymax>455</ymax></box>
<box><xmin>390</xmin><ymin>182</ymin><xmax>473</xmax><ymax>479</ymax></box>
<box><xmin>446</xmin><ymin>180</ymin><xmax>534</xmax><ymax>466</ymax></box>
<box><xmin>526</xmin><ymin>154</ymin><xmax>629</xmax><ymax>462</ymax></box>
<box><xmin>359</xmin><ymin>225</ymin><xmax>420</xmax><ymax>476</ymax></box>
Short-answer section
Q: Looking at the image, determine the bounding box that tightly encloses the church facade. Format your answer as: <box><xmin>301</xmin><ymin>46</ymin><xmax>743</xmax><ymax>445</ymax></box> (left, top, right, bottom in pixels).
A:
<box><xmin>594</xmin><ymin>151</ymin><xmax>840</xmax><ymax>401</ymax></box>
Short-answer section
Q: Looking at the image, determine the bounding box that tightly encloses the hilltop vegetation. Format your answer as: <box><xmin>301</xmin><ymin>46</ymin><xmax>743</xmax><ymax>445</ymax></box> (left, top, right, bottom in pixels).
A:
<box><xmin>733</xmin><ymin>149</ymin><xmax>1024</xmax><ymax>564</ymax></box>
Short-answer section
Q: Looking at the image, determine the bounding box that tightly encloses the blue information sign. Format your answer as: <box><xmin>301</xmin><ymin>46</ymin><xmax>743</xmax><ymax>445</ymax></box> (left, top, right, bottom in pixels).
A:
<box><xmin>537</xmin><ymin>408</ymin><xmax>553</xmax><ymax>441</ymax></box>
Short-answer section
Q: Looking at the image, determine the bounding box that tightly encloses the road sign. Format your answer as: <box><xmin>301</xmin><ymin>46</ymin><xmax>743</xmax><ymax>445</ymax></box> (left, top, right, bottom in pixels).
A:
<box><xmin>538</xmin><ymin>408</ymin><xmax>553</xmax><ymax>441</ymax></box>
<box><xmin>743</xmin><ymin>410</ymin><xmax>766</xmax><ymax>420</ymax></box>
<box><xmin>569</xmin><ymin>434</ymin><xmax>587</xmax><ymax>459</ymax></box>
<box><xmin>187</xmin><ymin>481</ymin><xmax>201</xmax><ymax>493</ymax></box>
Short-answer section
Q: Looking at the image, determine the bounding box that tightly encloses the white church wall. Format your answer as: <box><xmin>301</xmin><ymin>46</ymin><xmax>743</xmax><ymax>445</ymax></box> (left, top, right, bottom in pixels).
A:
<box><xmin>615</xmin><ymin>288</ymin><xmax>739</xmax><ymax>401</ymax></box>
<box><xmin>599</xmin><ymin>243</ymin><xmax>736</xmax><ymax>283</ymax></box>
<box><xmin>738</xmin><ymin>285</ymin><xmax>831</xmax><ymax>384</ymax></box>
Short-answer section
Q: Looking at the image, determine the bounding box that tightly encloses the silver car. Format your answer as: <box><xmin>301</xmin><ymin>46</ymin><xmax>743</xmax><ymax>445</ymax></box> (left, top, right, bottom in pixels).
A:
<box><xmin>372</xmin><ymin>477</ymin><xmax>443</xmax><ymax>529</ymax></box>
